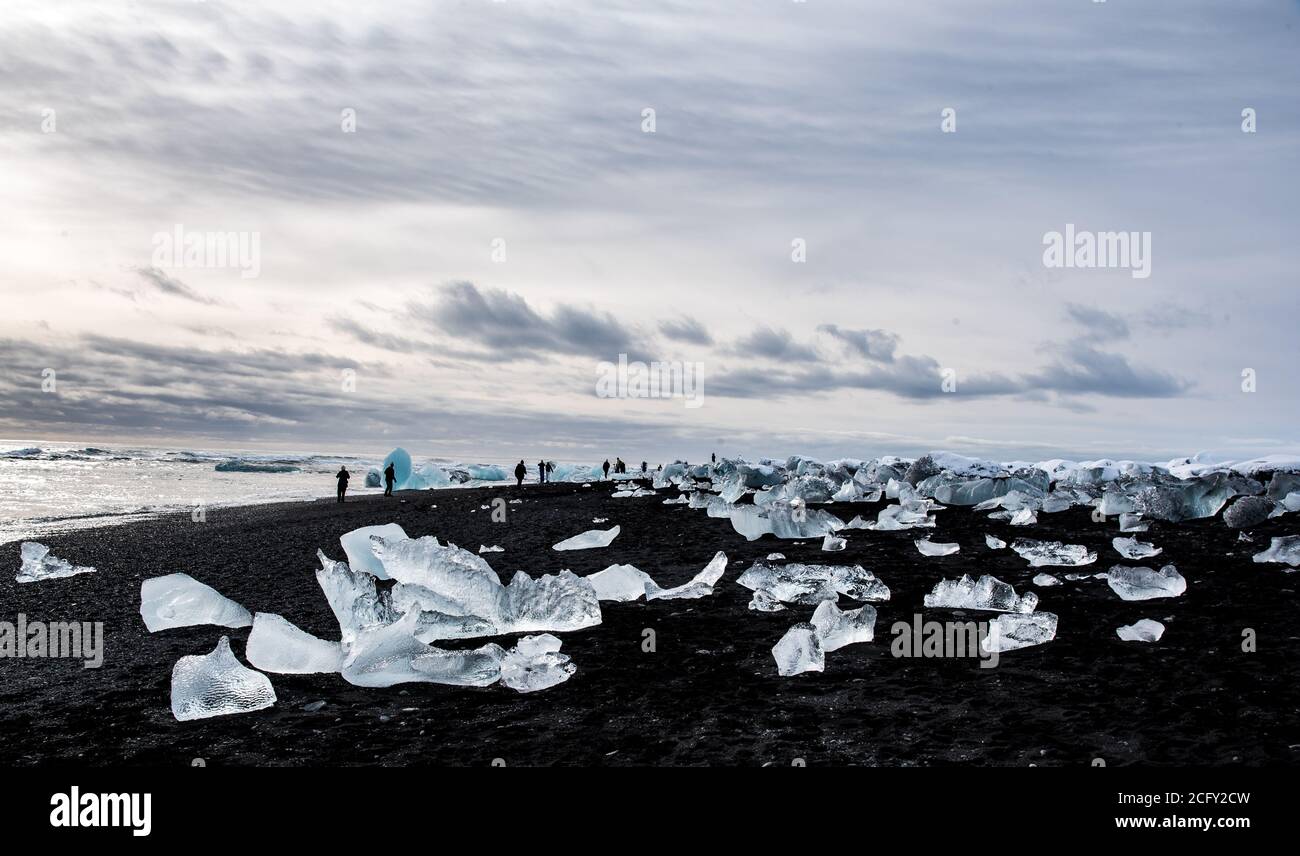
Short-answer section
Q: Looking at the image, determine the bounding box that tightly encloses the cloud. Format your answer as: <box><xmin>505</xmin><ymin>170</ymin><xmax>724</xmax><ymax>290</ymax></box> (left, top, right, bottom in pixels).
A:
<box><xmin>1064</xmin><ymin>303</ymin><xmax>1129</xmax><ymax>342</ymax></box>
<box><xmin>731</xmin><ymin>327</ymin><xmax>821</xmax><ymax>362</ymax></box>
<box><xmin>817</xmin><ymin>324</ymin><xmax>899</xmax><ymax>362</ymax></box>
<box><xmin>134</xmin><ymin>267</ymin><xmax>223</xmax><ymax>306</ymax></box>
<box><xmin>1025</xmin><ymin>342</ymin><xmax>1191</xmax><ymax>398</ymax></box>
<box><xmin>658</xmin><ymin>316</ymin><xmax>713</xmax><ymax>346</ymax></box>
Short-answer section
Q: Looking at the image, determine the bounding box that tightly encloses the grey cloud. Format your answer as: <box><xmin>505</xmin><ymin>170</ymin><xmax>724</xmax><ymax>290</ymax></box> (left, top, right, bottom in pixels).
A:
<box><xmin>732</xmin><ymin>327</ymin><xmax>821</xmax><ymax>362</ymax></box>
<box><xmin>658</xmin><ymin>316</ymin><xmax>713</xmax><ymax>346</ymax></box>
<box><xmin>1064</xmin><ymin>303</ymin><xmax>1129</xmax><ymax>342</ymax></box>
<box><xmin>1024</xmin><ymin>342</ymin><xmax>1191</xmax><ymax>399</ymax></box>
<box><xmin>817</xmin><ymin>324</ymin><xmax>899</xmax><ymax>362</ymax></box>
<box><xmin>135</xmin><ymin>267</ymin><xmax>222</xmax><ymax>306</ymax></box>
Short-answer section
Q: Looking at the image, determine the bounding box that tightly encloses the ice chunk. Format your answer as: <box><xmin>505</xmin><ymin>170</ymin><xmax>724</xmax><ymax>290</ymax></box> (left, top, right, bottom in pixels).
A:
<box><xmin>915</xmin><ymin>538</ymin><xmax>960</xmax><ymax>557</ymax></box>
<box><xmin>140</xmin><ymin>573</ymin><xmax>252</xmax><ymax>632</ymax></box>
<box><xmin>1008</xmin><ymin>507</ymin><xmax>1038</xmax><ymax>526</ymax></box>
<box><xmin>1107</xmin><ymin>564</ymin><xmax>1187</xmax><ymax>600</ymax></box>
<box><xmin>748</xmin><ymin>590</ymin><xmax>787</xmax><ymax>612</ymax></box>
<box><xmin>16</xmin><ymin>542</ymin><xmax>96</xmax><ymax>584</ymax></box>
<box><xmin>246</xmin><ymin>613</ymin><xmax>343</xmax><ymax>674</ymax></box>
<box><xmin>341</xmin><ymin>612</ymin><xmax>504</xmax><ymax>687</ymax></box>
<box><xmin>1223</xmin><ymin>496</ymin><xmax>1273</xmax><ymax>529</ymax></box>
<box><xmin>340</xmin><ymin>523</ymin><xmax>409</xmax><ymax>579</ymax></box>
<box><xmin>1112</xmin><ymin>537</ymin><xmax>1162</xmax><ymax>560</ymax></box>
<box><xmin>772</xmin><ymin>623</ymin><xmax>824</xmax><ymax>676</ymax></box>
<box><xmin>728</xmin><ymin>501</ymin><xmax>844</xmax><ymax>541</ymax></box>
<box><xmin>1032</xmin><ymin>573</ymin><xmax>1061</xmax><ymax>587</ymax></box>
<box><xmin>586</xmin><ymin>564</ymin><xmax>655</xmax><ymax>602</ymax></box>
<box><xmin>982</xmin><ymin>612</ymin><xmax>1058</xmax><ymax>653</ymax></box>
<box><xmin>985</xmin><ymin>535</ymin><xmax>1006</xmax><ymax>549</ymax></box>
<box><xmin>1011</xmin><ymin>539</ymin><xmax>1097</xmax><ymax>567</ymax></box>
<box><xmin>737</xmin><ymin>561</ymin><xmax>890</xmax><ymax>605</ymax></box>
<box><xmin>1116</xmin><ymin>618</ymin><xmax>1165</xmax><ymax>642</ymax></box>
<box><xmin>1118</xmin><ymin>512</ymin><xmax>1149</xmax><ymax>532</ymax></box>
<box><xmin>766</xmin><ymin>552</ymin><xmax>786</xmax><ymax>560</ymax></box>
<box><xmin>821</xmin><ymin>533</ymin><xmax>847</xmax><ymax>552</ymax></box>
<box><xmin>924</xmin><ymin>574</ymin><xmax>1037</xmax><ymax>613</ymax></box>
<box><xmin>171</xmin><ymin>636</ymin><xmax>276</xmax><ymax>721</ymax></box>
<box><xmin>381</xmin><ymin>447</ymin><xmax>413</xmax><ymax>489</ymax></box>
<box><xmin>662</xmin><ymin>494</ymin><xmax>689</xmax><ymax>504</ymax></box>
<box><xmin>499</xmin><ymin>633</ymin><xmax>576</xmax><ymax>693</ymax></box>
<box><xmin>645</xmin><ymin>551</ymin><xmax>728</xmax><ymax>600</ymax></box>
<box><xmin>479</xmin><ymin>545</ymin><xmax>504</xmax><ymax>553</ymax></box>
<box><xmin>315</xmin><ymin>550</ymin><xmax>398</xmax><ymax>645</ymax></box>
<box><xmin>1252</xmin><ymin>535</ymin><xmax>1300</xmax><ymax>567</ymax></box>
<box><xmin>810</xmin><ymin>600</ymin><xmax>876</xmax><ymax>651</ymax></box>
<box><xmin>552</xmin><ymin>526</ymin><xmax>621</xmax><ymax>551</ymax></box>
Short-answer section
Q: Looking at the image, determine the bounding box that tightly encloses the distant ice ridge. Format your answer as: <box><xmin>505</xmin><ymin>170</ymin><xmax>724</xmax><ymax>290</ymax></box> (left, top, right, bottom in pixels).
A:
<box><xmin>16</xmin><ymin>542</ymin><xmax>96</xmax><ymax>583</ymax></box>
<box><xmin>140</xmin><ymin>573</ymin><xmax>253</xmax><ymax>632</ymax></box>
<box><xmin>171</xmin><ymin>636</ymin><xmax>276</xmax><ymax>721</ymax></box>
<box><xmin>1107</xmin><ymin>564</ymin><xmax>1187</xmax><ymax>600</ymax></box>
<box><xmin>923</xmin><ymin>574</ymin><xmax>1038</xmax><ymax>613</ymax></box>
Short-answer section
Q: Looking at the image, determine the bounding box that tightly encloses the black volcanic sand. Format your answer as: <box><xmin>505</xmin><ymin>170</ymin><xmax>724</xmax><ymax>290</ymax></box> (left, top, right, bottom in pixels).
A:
<box><xmin>2</xmin><ymin>480</ymin><xmax>1298</xmax><ymax>767</ymax></box>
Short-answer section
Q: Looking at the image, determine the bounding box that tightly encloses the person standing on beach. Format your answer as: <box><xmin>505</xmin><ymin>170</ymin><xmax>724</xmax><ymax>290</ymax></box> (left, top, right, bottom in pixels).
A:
<box><xmin>336</xmin><ymin>466</ymin><xmax>350</xmax><ymax>502</ymax></box>
<box><xmin>514</xmin><ymin>460</ymin><xmax>527</xmax><ymax>486</ymax></box>
<box><xmin>383</xmin><ymin>462</ymin><xmax>396</xmax><ymax>496</ymax></box>
<box><xmin>641</xmin><ymin>461</ymin><xmax>647</xmax><ymax>474</ymax></box>
<box><xmin>537</xmin><ymin>460</ymin><xmax>547</xmax><ymax>484</ymax></box>
<box><xmin>602</xmin><ymin>459</ymin><xmax>611</xmax><ymax>479</ymax></box>
<box><xmin>711</xmin><ymin>452</ymin><xmax>716</xmax><ymax>464</ymax></box>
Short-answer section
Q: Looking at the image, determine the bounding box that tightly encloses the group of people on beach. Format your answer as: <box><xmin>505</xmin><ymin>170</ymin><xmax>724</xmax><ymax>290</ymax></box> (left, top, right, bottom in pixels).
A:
<box><xmin>335</xmin><ymin>451</ymin><xmax>719</xmax><ymax>500</ymax></box>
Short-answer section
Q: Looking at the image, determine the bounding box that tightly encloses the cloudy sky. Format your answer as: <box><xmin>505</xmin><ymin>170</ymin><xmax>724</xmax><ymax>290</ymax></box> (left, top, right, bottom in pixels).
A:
<box><xmin>1</xmin><ymin>0</ymin><xmax>1296</xmax><ymax>463</ymax></box>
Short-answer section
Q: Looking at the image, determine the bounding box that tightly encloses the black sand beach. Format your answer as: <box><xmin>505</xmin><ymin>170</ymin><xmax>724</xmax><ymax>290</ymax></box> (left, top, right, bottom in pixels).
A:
<box><xmin>2</xmin><ymin>481</ymin><xmax>1297</xmax><ymax>767</ymax></box>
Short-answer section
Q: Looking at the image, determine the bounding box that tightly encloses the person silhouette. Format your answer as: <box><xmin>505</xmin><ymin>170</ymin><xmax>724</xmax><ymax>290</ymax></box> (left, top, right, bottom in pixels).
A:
<box><xmin>383</xmin><ymin>462</ymin><xmax>396</xmax><ymax>496</ymax></box>
<box><xmin>641</xmin><ymin>461</ymin><xmax>647</xmax><ymax>474</ymax></box>
<box><xmin>602</xmin><ymin>459</ymin><xmax>611</xmax><ymax>479</ymax></box>
<box><xmin>711</xmin><ymin>452</ymin><xmax>716</xmax><ymax>464</ymax></box>
<box><xmin>537</xmin><ymin>460</ymin><xmax>547</xmax><ymax>484</ymax></box>
<box><xmin>336</xmin><ymin>466</ymin><xmax>350</xmax><ymax>503</ymax></box>
<box><xmin>514</xmin><ymin>460</ymin><xmax>527</xmax><ymax>487</ymax></box>
<box><xmin>615</xmin><ymin>457</ymin><xmax>625</xmax><ymax>474</ymax></box>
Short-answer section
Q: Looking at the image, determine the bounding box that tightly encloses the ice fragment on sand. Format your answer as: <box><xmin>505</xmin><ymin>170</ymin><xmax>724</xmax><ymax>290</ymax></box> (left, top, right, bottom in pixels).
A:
<box><xmin>16</xmin><ymin>542</ymin><xmax>96</xmax><ymax>584</ymax></box>
<box><xmin>821</xmin><ymin>533</ymin><xmax>847</xmax><ymax>552</ymax></box>
<box><xmin>586</xmin><ymin>564</ymin><xmax>655</xmax><ymax>602</ymax></box>
<box><xmin>810</xmin><ymin>600</ymin><xmax>876</xmax><ymax>652</ymax></box>
<box><xmin>552</xmin><ymin>526</ymin><xmax>620</xmax><ymax>551</ymax></box>
<box><xmin>171</xmin><ymin>636</ymin><xmax>276</xmax><ymax>721</ymax></box>
<box><xmin>1119</xmin><ymin>513</ymin><xmax>1149</xmax><ymax>532</ymax></box>
<box><xmin>766</xmin><ymin>552</ymin><xmax>786</xmax><ymax>560</ymax></box>
<box><xmin>915</xmin><ymin>538</ymin><xmax>959</xmax><ymax>557</ymax></box>
<box><xmin>985</xmin><ymin>535</ymin><xmax>1007</xmax><ymax>549</ymax></box>
<box><xmin>499</xmin><ymin>633</ymin><xmax>576</xmax><ymax>693</ymax></box>
<box><xmin>645</xmin><ymin>551</ymin><xmax>728</xmax><ymax>600</ymax></box>
<box><xmin>981</xmin><ymin>612</ymin><xmax>1058</xmax><ymax>653</ymax></box>
<box><xmin>141</xmin><ymin>573</ymin><xmax>252</xmax><ymax>632</ymax></box>
<box><xmin>1032</xmin><ymin>573</ymin><xmax>1061</xmax><ymax>587</ymax></box>
<box><xmin>1116</xmin><ymin>618</ymin><xmax>1165</xmax><ymax>642</ymax></box>
<box><xmin>748</xmin><ymin>590</ymin><xmax>787</xmax><ymax>612</ymax></box>
<box><xmin>924</xmin><ymin>574</ymin><xmax>1037</xmax><ymax>613</ymax></box>
<box><xmin>341</xmin><ymin>612</ymin><xmax>503</xmax><ymax>687</ymax></box>
<box><xmin>1252</xmin><ymin>535</ymin><xmax>1300</xmax><ymax>567</ymax></box>
<box><xmin>1106</xmin><ymin>564</ymin><xmax>1187</xmax><ymax>600</ymax></box>
<box><xmin>479</xmin><ymin>545</ymin><xmax>504</xmax><ymax>553</ymax></box>
<box><xmin>737</xmin><ymin>561</ymin><xmax>890</xmax><ymax>605</ymax></box>
<box><xmin>1112</xmin><ymin>536</ymin><xmax>1162</xmax><ymax>560</ymax></box>
<box><xmin>1011</xmin><ymin>539</ymin><xmax>1097</xmax><ymax>567</ymax></box>
<box><xmin>315</xmin><ymin>550</ymin><xmax>398</xmax><ymax>645</ymax></box>
<box><xmin>246</xmin><ymin>612</ymin><xmax>343</xmax><ymax>674</ymax></box>
<box><xmin>340</xmin><ymin>523</ymin><xmax>408</xmax><ymax>579</ymax></box>
<box><xmin>772</xmin><ymin>623</ymin><xmax>824</xmax><ymax>676</ymax></box>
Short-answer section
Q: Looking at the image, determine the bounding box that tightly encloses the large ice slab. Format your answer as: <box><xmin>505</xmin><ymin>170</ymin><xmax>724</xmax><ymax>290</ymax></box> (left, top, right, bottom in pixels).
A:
<box><xmin>1011</xmin><ymin>539</ymin><xmax>1097</xmax><ymax>567</ymax></box>
<box><xmin>1116</xmin><ymin>618</ymin><xmax>1165</xmax><ymax>642</ymax></box>
<box><xmin>728</xmin><ymin>501</ymin><xmax>844</xmax><ymax>541</ymax></box>
<box><xmin>340</xmin><ymin>523</ymin><xmax>408</xmax><ymax>579</ymax></box>
<box><xmin>16</xmin><ymin>542</ymin><xmax>96</xmax><ymax>584</ymax></box>
<box><xmin>737</xmin><ymin>561</ymin><xmax>890</xmax><ymax>605</ymax></box>
<box><xmin>171</xmin><ymin>636</ymin><xmax>276</xmax><ymax>721</ymax></box>
<box><xmin>982</xmin><ymin>612</ymin><xmax>1058</xmax><ymax>653</ymax></box>
<box><xmin>315</xmin><ymin>551</ymin><xmax>398</xmax><ymax>645</ymax></box>
<box><xmin>923</xmin><ymin>574</ymin><xmax>1037</xmax><ymax>613</ymax></box>
<box><xmin>645</xmin><ymin>551</ymin><xmax>728</xmax><ymax>600</ymax></box>
<box><xmin>772</xmin><ymin>623</ymin><xmax>824</xmax><ymax>676</ymax></box>
<box><xmin>586</xmin><ymin>564</ymin><xmax>655</xmax><ymax>602</ymax></box>
<box><xmin>1252</xmin><ymin>535</ymin><xmax>1300</xmax><ymax>567</ymax></box>
<box><xmin>1106</xmin><ymin>564</ymin><xmax>1187</xmax><ymax>600</ymax></box>
<box><xmin>552</xmin><ymin>526</ymin><xmax>621</xmax><ymax>551</ymax></box>
<box><xmin>341</xmin><ymin>612</ymin><xmax>503</xmax><ymax>687</ymax></box>
<box><xmin>141</xmin><ymin>573</ymin><xmax>253</xmax><ymax>632</ymax></box>
<box><xmin>246</xmin><ymin>612</ymin><xmax>343</xmax><ymax>674</ymax></box>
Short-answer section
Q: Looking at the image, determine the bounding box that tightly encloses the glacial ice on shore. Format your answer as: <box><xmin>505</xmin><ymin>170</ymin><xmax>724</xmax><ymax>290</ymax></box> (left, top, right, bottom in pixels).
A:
<box><xmin>340</xmin><ymin>612</ymin><xmax>503</xmax><ymax>687</ymax></box>
<box><xmin>552</xmin><ymin>526</ymin><xmax>621</xmax><ymax>550</ymax></box>
<box><xmin>1106</xmin><ymin>564</ymin><xmax>1187</xmax><ymax>600</ymax></box>
<box><xmin>16</xmin><ymin>542</ymin><xmax>96</xmax><ymax>584</ymax></box>
<box><xmin>500</xmin><ymin>633</ymin><xmax>576</xmax><ymax>693</ymax></box>
<box><xmin>1011</xmin><ymin>539</ymin><xmax>1097</xmax><ymax>567</ymax></box>
<box><xmin>924</xmin><ymin>574</ymin><xmax>1037</xmax><ymax>613</ymax></box>
<box><xmin>982</xmin><ymin>612</ymin><xmax>1058</xmax><ymax>653</ymax></box>
<box><xmin>822</xmin><ymin>533</ymin><xmax>847</xmax><ymax>552</ymax></box>
<box><xmin>586</xmin><ymin>564</ymin><xmax>655</xmax><ymax>601</ymax></box>
<box><xmin>1116</xmin><ymin>618</ymin><xmax>1165</xmax><ymax>642</ymax></box>
<box><xmin>985</xmin><ymin>534</ymin><xmax>1006</xmax><ymax>549</ymax></box>
<box><xmin>171</xmin><ymin>636</ymin><xmax>276</xmax><ymax>721</ymax></box>
<box><xmin>772</xmin><ymin>623</ymin><xmax>824</xmax><ymax>676</ymax></box>
<box><xmin>1119</xmin><ymin>513</ymin><xmax>1149</xmax><ymax>532</ymax></box>
<box><xmin>1032</xmin><ymin>573</ymin><xmax>1061</xmax><ymax>587</ymax></box>
<box><xmin>1112</xmin><ymin>536</ymin><xmax>1162</xmax><ymax>560</ymax></box>
<box><xmin>645</xmin><ymin>551</ymin><xmax>728</xmax><ymax>600</ymax></box>
<box><xmin>810</xmin><ymin>600</ymin><xmax>876</xmax><ymax>651</ymax></box>
<box><xmin>246</xmin><ymin>612</ymin><xmax>343</xmax><ymax>674</ymax></box>
<box><xmin>315</xmin><ymin>551</ymin><xmax>398</xmax><ymax>645</ymax></box>
<box><xmin>737</xmin><ymin>561</ymin><xmax>890</xmax><ymax>605</ymax></box>
<box><xmin>728</xmin><ymin>501</ymin><xmax>844</xmax><ymax>541</ymax></box>
<box><xmin>1252</xmin><ymin>535</ymin><xmax>1300</xmax><ymax>567</ymax></box>
<box><xmin>915</xmin><ymin>538</ymin><xmax>959</xmax><ymax>557</ymax></box>
<box><xmin>141</xmin><ymin>573</ymin><xmax>253</xmax><ymax>632</ymax></box>
<box><xmin>340</xmin><ymin>523</ymin><xmax>408</xmax><ymax>579</ymax></box>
